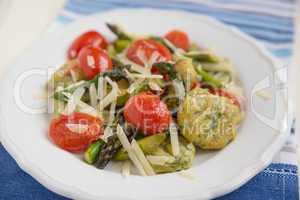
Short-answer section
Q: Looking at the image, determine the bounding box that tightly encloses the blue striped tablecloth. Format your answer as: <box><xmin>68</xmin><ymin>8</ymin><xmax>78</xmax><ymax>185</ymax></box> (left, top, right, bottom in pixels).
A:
<box><xmin>0</xmin><ymin>0</ymin><xmax>298</xmax><ymax>199</ymax></box>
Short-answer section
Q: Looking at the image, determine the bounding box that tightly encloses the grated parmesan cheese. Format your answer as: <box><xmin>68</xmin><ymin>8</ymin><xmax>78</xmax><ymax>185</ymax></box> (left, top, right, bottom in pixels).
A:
<box><xmin>148</xmin><ymin>81</ymin><xmax>162</xmax><ymax>91</ymax></box>
<box><xmin>255</xmin><ymin>90</ymin><xmax>272</xmax><ymax>100</ymax></box>
<box><xmin>97</xmin><ymin>77</ymin><xmax>119</xmax><ymax>111</ymax></box>
<box><xmin>63</xmin><ymin>87</ymin><xmax>85</xmax><ymax>115</ymax></box>
<box><xmin>97</xmin><ymin>76</ymin><xmax>106</xmax><ymax>100</ymax></box>
<box><xmin>65</xmin><ymin>80</ymin><xmax>86</xmax><ymax>90</ymax></box>
<box><xmin>89</xmin><ymin>83</ymin><xmax>98</xmax><ymax>108</ymax></box>
<box><xmin>163</xmin><ymin>38</ymin><xmax>185</xmax><ymax>55</ymax></box>
<box><xmin>77</xmin><ymin>100</ymin><xmax>101</xmax><ymax>118</ymax></box>
<box><xmin>172</xmin><ymin>79</ymin><xmax>186</xmax><ymax>101</ymax></box>
<box><xmin>117</xmin><ymin>52</ymin><xmax>151</xmax><ymax>75</ymax></box>
<box><xmin>178</xmin><ymin>170</ymin><xmax>197</xmax><ymax>181</ymax></box>
<box><xmin>147</xmin><ymin>51</ymin><xmax>160</xmax><ymax>69</ymax></box>
<box><xmin>101</xmin><ymin>126</ymin><xmax>114</xmax><ymax>143</ymax></box>
<box><xmin>130</xmin><ymin>73</ymin><xmax>163</xmax><ymax>79</ymax></box>
<box><xmin>136</xmin><ymin>49</ymin><xmax>148</xmax><ymax>67</ymax></box>
<box><xmin>131</xmin><ymin>139</ymin><xmax>155</xmax><ymax>176</ymax></box>
<box><xmin>146</xmin><ymin>155</ymin><xmax>175</xmax><ymax>166</ymax></box>
<box><xmin>116</xmin><ymin>125</ymin><xmax>147</xmax><ymax>176</ymax></box>
<box><xmin>169</xmin><ymin>121</ymin><xmax>180</xmax><ymax>156</ymax></box>
<box><xmin>127</xmin><ymin>78</ymin><xmax>145</xmax><ymax>94</ymax></box>
<box><xmin>124</xmin><ymin>69</ymin><xmax>135</xmax><ymax>81</ymax></box>
<box><xmin>108</xmin><ymin>100</ymin><xmax>116</xmax><ymax>126</ymax></box>
<box><xmin>121</xmin><ymin>161</ymin><xmax>131</xmax><ymax>178</ymax></box>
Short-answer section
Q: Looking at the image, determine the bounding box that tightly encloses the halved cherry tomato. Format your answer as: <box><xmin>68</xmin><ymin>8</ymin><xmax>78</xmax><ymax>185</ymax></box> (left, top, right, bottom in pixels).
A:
<box><xmin>49</xmin><ymin>112</ymin><xmax>103</xmax><ymax>152</ymax></box>
<box><xmin>67</xmin><ymin>31</ymin><xmax>108</xmax><ymax>59</ymax></box>
<box><xmin>78</xmin><ymin>46</ymin><xmax>113</xmax><ymax>80</ymax></box>
<box><xmin>211</xmin><ymin>89</ymin><xmax>240</xmax><ymax>108</ymax></box>
<box><xmin>124</xmin><ymin>92</ymin><xmax>171</xmax><ymax>135</ymax></box>
<box><xmin>127</xmin><ymin>39</ymin><xmax>171</xmax><ymax>66</ymax></box>
<box><xmin>165</xmin><ymin>30</ymin><xmax>190</xmax><ymax>51</ymax></box>
<box><xmin>191</xmin><ymin>82</ymin><xmax>202</xmax><ymax>90</ymax></box>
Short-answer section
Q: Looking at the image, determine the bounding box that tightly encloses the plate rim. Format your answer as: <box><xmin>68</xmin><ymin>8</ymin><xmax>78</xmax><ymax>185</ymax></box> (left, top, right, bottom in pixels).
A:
<box><xmin>0</xmin><ymin>8</ymin><xmax>290</xmax><ymax>200</ymax></box>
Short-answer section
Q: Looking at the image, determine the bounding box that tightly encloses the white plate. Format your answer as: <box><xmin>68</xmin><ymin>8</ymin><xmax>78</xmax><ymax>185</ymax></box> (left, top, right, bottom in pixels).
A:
<box><xmin>0</xmin><ymin>9</ymin><xmax>289</xmax><ymax>200</ymax></box>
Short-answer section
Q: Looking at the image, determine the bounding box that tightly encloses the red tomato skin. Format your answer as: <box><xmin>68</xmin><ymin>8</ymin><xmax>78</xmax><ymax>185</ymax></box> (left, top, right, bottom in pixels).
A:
<box><xmin>49</xmin><ymin>112</ymin><xmax>103</xmax><ymax>152</ymax></box>
<box><xmin>126</xmin><ymin>39</ymin><xmax>171</xmax><ymax>66</ymax></box>
<box><xmin>67</xmin><ymin>31</ymin><xmax>108</xmax><ymax>59</ymax></box>
<box><xmin>165</xmin><ymin>30</ymin><xmax>190</xmax><ymax>51</ymax></box>
<box><xmin>212</xmin><ymin>89</ymin><xmax>240</xmax><ymax>108</ymax></box>
<box><xmin>78</xmin><ymin>46</ymin><xmax>112</xmax><ymax>80</ymax></box>
<box><xmin>191</xmin><ymin>82</ymin><xmax>202</xmax><ymax>90</ymax></box>
<box><xmin>124</xmin><ymin>92</ymin><xmax>171</xmax><ymax>135</ymax></box>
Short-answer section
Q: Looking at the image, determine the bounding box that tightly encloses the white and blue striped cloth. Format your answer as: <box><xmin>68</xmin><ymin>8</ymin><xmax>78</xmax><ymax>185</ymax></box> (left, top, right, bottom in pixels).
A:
<box><xmin>0</xmin><ymin>1</ymin><xmax>297</xmax><ymax>199</ymax></box>
<box><xmin>57</xmin><ymin>0</ymin><xmax>295</xmax><ymax>60</ymax></box>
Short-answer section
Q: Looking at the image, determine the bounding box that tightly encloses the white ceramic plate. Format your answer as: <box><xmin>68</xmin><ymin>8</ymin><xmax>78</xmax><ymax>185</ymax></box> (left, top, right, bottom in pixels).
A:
<box><xmin>0</xmin><ymin>9</ymin><xmax>289</xmax><ymax>200</ymax></box>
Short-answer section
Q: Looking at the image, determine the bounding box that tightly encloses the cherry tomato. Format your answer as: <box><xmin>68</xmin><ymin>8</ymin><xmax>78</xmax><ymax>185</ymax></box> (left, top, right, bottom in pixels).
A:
<box><xmin>165</xmin><ymin>30</ymin><xmax>190</xmax><ymax>51</ymax></box>
<box><xmin>78</xmin><ymin>46</ymin><xmax>113</xmax><ymax>80</ymax></box>
<box><xmin>49</xmin><ymin>112</ymin><xmax>103</xmax><ymax>152</ymax></box>
<box><xmin>127</xmin><ymin>39</ymin><xmax>171</xmax><ymax>66</ymax></box>
<box><xmin>211</xmin><ymin>89</ymin><xmax>240</xmax><ymax>108</ymax></box>
<box><xmin>191</xmin><ymin>82</ymin><xmax>202</xmax><ymax>90</ymax></box>
<box><xmin>124</xmin><ymin>92</ymin><xmax>171</xmax><ymax>135</ymax></box>
<box><xmin>67</xmin><ymin>31</ymin><xmax>108</xmax><ymax>59</ymax></box>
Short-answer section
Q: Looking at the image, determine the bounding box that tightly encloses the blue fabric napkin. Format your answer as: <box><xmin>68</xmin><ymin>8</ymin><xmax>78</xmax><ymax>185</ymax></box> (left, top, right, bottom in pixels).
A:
<box><xmin>0</xmin><ymin>145</ymin><xmax>298</xmax><ymax>200</ymax></box>
<box><xmin>0</xmin><ymin>0</ymin><xmax>298</xmax><ymax>199</ymax></box>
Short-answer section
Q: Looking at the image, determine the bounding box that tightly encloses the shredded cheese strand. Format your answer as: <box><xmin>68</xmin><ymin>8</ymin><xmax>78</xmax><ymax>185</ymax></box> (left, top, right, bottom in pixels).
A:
<box><xmin>65</xmin><ymin>80</ymin><xmax>86</xmax><ymax>90</ymax></box>
<box><xmin>89</xmin><ymin>83</ymin><xmax>98</xmax><ymax>108</ymax></box>
<box><xmin>97</xmin><ymin>77</ymin><xmax>119</xmax><ymax>111</ymax></box>
<box><xmin>178</xmin><ymin>170</ymin><xmax>197</xmax><ymax>181</ymax></box>
<box><xmin>97</xmin><ymin>76</ymin><xmax>106</xmax><ymax>100</ymax></box>
<box><xmin>121</xmin><ymin>161</ymin><xmax>131</xmax><ymax>178</ymax></box>
<box><xmin>63</xmin><ymin>87</ymin><xmax>85</xmax><ymax>115</ymax></box>
<box><xmin>116</xmin><ymin>125</ymin><xmax>147</xmax><ymax>176</ymax></box>
<box><xmin>169</xmin><ymin>121</ymin><xmax>180</xmax><ymax>156</ymax></box>
<box><xmin>255</xmin><ymin>90</ymin><xmax>272</xmax><ymax>100</ymax></box>
<box><xmin>172</xmin><ymin>80</ymin><xmax>186</xmax><ymax>101</ymax></box>
<box><xmin>77</xmin><ymin>100</ymin><xmax>101</xmax><ymax>118</ymax></box>
<box><xmin>130</xmin><ymin>73</ymin><xmax>163</xmax><ymax>79</ymax></box>
<box><xmin>117</xmin><ymin>52</ymin><xmax>151</xmax><ymax>75</ymax></box>
<box><xmin>108</xmin><ymin>100</ymin><xmax>116</xmax><ymax>126</ymax></box>
<box><xmin>148</xmin><ymin>81</ymin><xmax>162</xmax><ymax>91</ymax></box>
<box><xmin>101</xmin><ymin>126</ymin><xmax>114</xmax><ymax>143</ymax></box>
<box><xmin>146</xmin><ymin>155</ymin><xmax>175</xmax><ymax>166</ymax></box>
<box><xmin>131</xmin><ymin>139</ymin><xmax>156</xmax><ymax>176</ymax></box>
<box><xmin>127</xmin><ymin>78</ymin><xmax>145</xmax><ymax>94</ymax></box>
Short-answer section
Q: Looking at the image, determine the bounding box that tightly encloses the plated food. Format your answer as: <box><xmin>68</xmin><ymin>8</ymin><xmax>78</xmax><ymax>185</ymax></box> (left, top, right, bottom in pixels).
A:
<box><xmin>47</xmin><ymin>23</ymin><xmax>245</xmax><ymax>176</ymax></box>
<box><xmin>0</xmin><ymin>9</ymin><xmax>288</xmax><ymax>200</ymax></box>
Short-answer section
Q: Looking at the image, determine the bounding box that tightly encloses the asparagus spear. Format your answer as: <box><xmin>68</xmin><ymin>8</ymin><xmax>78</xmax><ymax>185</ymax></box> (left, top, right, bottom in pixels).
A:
<box><xmin>114</xmin><ymin>39</ymin><xmax>131</xmax><ymax>53</ymax></box>
<box><xmin>95</xmin><ymin>124</ymin><xmax>137</xmax><ymax>169</ymax></box>
<box><xmin>150</xmin><ymin>36</ymin><xmax>174</xmax><ymax>53</ymax></box>
<box><xmin>106</xmin><ymin>23</ymin><xmax>133</xmax><ymax>40</ymax></box>
<box><xmin>114</xmin><ymin>133</ymin><xmax>167</xmax><ymax>161</ymax></box>
<box><xmin>194</xmin><ymin>65</ymin><xmax>223</xmax><ymax>88</ymax></box>
<box><xmin>84</xmin><ymin>140</ymin><xmax>105</xmax><ymax>164</ymax></box>
<box><xmin>183</xmin><ymin>50</ymin><xmax>220</xmax><ymax>63</ymax></box>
